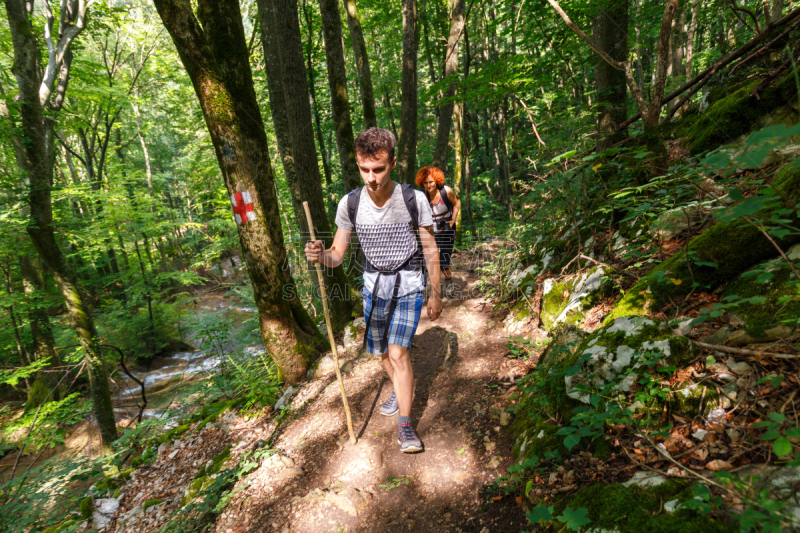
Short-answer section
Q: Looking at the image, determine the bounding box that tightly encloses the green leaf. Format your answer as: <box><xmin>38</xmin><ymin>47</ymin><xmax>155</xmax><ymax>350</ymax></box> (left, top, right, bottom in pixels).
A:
<box><xmin>716</xmin><ymin>196</ymin><xmax>768</xmax><ymax>222</ymax></box>
<box><xmin>525</xmin><ymin>480</ymin><xmax>534</xmax><ymax>496</ymax></box>
<box><xmin>455</xmin><ymin>447</ymin><xmax>466</xmax><ymax>455</ymax></box>
<box><xmin>557</xmin><ymin>426</ymin><xmax>577</xmax><ymax>435</ymax></box>
<box><xmin>761</xmin><ymin>430</ymin><xmax>780</xmax><ymax>441</ymax></box>
<box><xmin>773</xmin><ymin>437</ymin><xmax>793</xmax><ymax>457</ymax></box>
<box><xmin>784</xmin><ymin>427</ymin><xmax>800</xmax><ymax>438</ymax></box>
<box><xmin>769</xmin><ymin>412</ymin><xmax>786</xmax><ymax>423</ymax></box>
<box><xmin>564</xmin><ymin>433</ymin><xmax>581</xmax><ymax>451</ymax></box>
<box><xmin>526</xmin><ymin>504</ymin><xmax>553</xmax><ymax>524</ymax></box>
<box><xmin>693</xmin><ymin>483</ymin><xmax>711</xmax><ymax>500</ymax></box>
<box><xmin>557</xmin><ymin>507</ymin><xmax>591</xmax><ymax>531</ymax></box>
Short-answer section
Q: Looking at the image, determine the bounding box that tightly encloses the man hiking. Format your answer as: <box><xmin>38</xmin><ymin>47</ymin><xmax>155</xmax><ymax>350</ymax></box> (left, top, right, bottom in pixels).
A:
<box><xmin>305</xmin><ymin>127</ymin><xmax>442</xmax><ymax>453</ymax></box>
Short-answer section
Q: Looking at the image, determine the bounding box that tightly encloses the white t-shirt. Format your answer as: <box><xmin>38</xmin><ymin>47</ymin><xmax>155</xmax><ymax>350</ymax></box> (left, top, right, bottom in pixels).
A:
<box><xmin>335</xmin><ymin>183</ymin><xmax>433</xmax><ymax>299</ymax></box>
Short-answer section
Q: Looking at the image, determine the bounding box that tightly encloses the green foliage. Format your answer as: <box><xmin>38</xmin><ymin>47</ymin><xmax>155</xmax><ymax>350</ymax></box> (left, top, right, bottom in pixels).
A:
<box><xmin>379</xmin><ymin>475</ymin><xmax>412</xmax><ymax>490</ymax></box>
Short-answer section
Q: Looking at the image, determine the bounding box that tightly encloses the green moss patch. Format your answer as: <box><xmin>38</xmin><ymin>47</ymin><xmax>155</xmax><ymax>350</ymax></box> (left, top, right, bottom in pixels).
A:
<box><xmin>194</xmin><ymin>444</ymin><xmax>231</xmax><ymax>479</ymax></box>
<box><xmin>685</xmin><ymin>74</ymin><xmax>797</xmax><ymax>154</ymax></box>
<box><xmin>722</xmin><ymin>258</ymin><xmax>800</xmax><ymax>337</ymax></box>
<box><xmin>548</xmin><ymin>480</ymin><xmax>735</xmax><ymax>533</ymax></box>
<box><xmin>157</xmin><ymin>423</ymin><xmax>191</xmax><ymax>444</ymax></box>
<box><xmin>143</xmin><ymin>498</ymin><xmax>163</xmax><ymax>511</ymax></box>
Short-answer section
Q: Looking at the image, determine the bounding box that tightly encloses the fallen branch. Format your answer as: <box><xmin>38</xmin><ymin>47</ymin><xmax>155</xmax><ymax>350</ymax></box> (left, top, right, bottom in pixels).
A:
<box><xmin>103</xmin><ymin>344</ymin><xmax>147</xmax><ymax>423</ymax></box>
<box><xmin>693</xmin><ymin>340</ymin><xmax>799</xmax><ymax>359</ymax></box>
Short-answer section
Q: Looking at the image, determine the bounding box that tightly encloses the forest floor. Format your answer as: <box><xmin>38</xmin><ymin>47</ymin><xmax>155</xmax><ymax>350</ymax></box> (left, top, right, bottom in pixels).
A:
<box><xmin>110</xmin><ymin>246</ymin><xmax>540</xmax><ymax>533</ymax></box>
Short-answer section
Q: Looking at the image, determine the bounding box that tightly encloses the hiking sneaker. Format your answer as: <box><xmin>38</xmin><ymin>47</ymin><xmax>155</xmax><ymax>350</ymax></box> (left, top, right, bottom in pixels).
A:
<box><xmin>380</xmin><ymin>391</ymin><xmax>399</xmax><ymax>416</ymax></box>
<box><xmin>397</xmin><ymin>422</ymin><xmax>423</xmax><ymax>453</ymax></box>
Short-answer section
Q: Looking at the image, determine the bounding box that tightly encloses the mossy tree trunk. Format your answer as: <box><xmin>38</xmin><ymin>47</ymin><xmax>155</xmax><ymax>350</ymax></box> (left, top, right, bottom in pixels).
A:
<box><xmin>5</xmin><ymin>0</ymin><xmax>118</xmax><ymax>447</ymax></box>
<box><xmin>153</xmin><ymin>0</ymin><xmax>324</xmax><ymax>383</ymax></box>
<box><xmin>396</xmin><ymin>0</ymin><xmax>419</xmax><ymax>186</ymax></box>
<box><xmin>318</xmin><ymin>0</ymin><xmax>361</xmax><ymax>192</ymax></box>
<box><xmin>432</xmin><ymin>0</ymin><xmax>466</xmax><ymax>171</ymax></box>
<box><xmin>20</xmin><ymin>255</ymin><xmax>64</xmax><ymax>398</ymax></box>
<box><xmin>258</xmin><ymin>0</ymin><xmax>355</xmax><ymax>331</ymax></box>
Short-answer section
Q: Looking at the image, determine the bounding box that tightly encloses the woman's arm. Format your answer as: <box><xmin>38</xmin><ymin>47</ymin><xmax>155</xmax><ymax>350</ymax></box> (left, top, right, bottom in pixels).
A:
<box><xmin>447</xmin><ymin>186</ymin><xmax>461</xmax><ymax>227</ymax></box>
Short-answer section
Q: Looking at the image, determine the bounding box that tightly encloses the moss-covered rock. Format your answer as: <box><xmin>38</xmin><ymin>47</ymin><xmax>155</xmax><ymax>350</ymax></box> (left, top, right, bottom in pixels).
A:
<box><xmin>721</xmin><ymin>248</ymin><xmax>800</xmax><ymax>338</ymax></box>
<box><xmin>539</xmin><ymin>479</ymin><xmax>736</xmax><ymax>532</ymax></box>
<box><xmin>565</xmin><ymin>317</ymin><xmax>697</xmax><ymax>404</ymax></box>
<box><xmin>540</xmin><ymin>266</ymin><xmax>617</xmax><ymax>331</ymax></box>
<box><xmin>156</xmin><ymin>423</ymin><xmax>191</xmax><ymax>444</ymax></box>
<box><xmin>686</xmin><ymin>73</ymin><xmax>797</xmax><ymax>154</ymax></box>
<box><xmin>143</xmin><ymin>498</ymin><xmax>163</xmax><ymax>511</ymax></box>
<box><xmin>181</xmin><ymin>475</ymin><xmax>216</xmax><ymax>507</ymax></box>
<box><xmin>512</xmin><ymin>326</ymin><xmax>588</xmax><ymax>462</ymax></box>
<box><xmin>607</xmin><ymin>167</ymin><xmax>800</xmax><ymax>324</ymax></box>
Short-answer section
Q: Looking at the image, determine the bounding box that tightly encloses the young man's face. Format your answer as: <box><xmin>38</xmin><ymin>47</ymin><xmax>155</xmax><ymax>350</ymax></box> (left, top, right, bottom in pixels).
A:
<box><xmin>356</xmin><ymin>150</ymin><xmax>396</xmax><ymax>193</ymax></box>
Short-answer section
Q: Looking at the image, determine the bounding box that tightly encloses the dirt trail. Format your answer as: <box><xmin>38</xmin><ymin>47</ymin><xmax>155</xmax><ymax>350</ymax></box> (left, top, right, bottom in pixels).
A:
<box><xmin>114</xmin><ymin>249</ymin><xmax>533</xmax><ymax>533</ymax></box>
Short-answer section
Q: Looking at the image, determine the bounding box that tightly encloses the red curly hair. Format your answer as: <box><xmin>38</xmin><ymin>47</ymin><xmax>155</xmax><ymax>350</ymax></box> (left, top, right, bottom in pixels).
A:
<box><xmin>415</xmin><ymin>166</ymin><xmax>445</xmax><ymax>189</ymax></box>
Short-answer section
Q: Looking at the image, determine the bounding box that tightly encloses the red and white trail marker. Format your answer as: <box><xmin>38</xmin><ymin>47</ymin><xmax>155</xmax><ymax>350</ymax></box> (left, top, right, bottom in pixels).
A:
<box><xmin>231</xmin><ymin>191</ymin><xmax>256</xmax><ymax>225</ymax></box>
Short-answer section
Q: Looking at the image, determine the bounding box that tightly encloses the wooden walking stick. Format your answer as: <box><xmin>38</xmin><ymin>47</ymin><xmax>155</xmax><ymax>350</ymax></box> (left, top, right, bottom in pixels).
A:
<box><xmin>302</xmin><ymin>201</ymin><xmax>357</xmax><ymax>444</ymax></box>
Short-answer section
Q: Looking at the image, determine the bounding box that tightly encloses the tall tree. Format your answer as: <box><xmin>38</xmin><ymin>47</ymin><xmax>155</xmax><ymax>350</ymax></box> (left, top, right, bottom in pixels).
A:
<box><xmin>153</xmin><ymin>0</ymin><xmax>323</xmax><ymax>383</ymax></box>
<box><xmin>319</xmin><ymin>0</ymin><xmax>361</xmax><ymax>191</ymax></box>
<box><xmin>433</xmin><ymin>0</ymin><xmax>467</xmax><ymax>171</ymax></box>
<box><xmin>301</xmin><ymin>1</ymin><xmax>334</xmax><ymax>190</ymax></box>
<box><xmin>258</xmin><ymin>0</ymin><xmax>354</xmax><ymax>329</ymax></box>
<box><xmin>5</xmin><ymin>0</ymin><xmax>118</xmax><ymax>447</ymax></box>
<box><xmin>547</xmin><ymin>0</ymin><xmax>680</xmax><ymax>173</ymax></box>
<box><xmin>592</xmin><ymin>0</ymin><xmax>629</xmax><ymax>150</ymax></box>
<box><xmin>342</xmin><ymin>0</ymin><xmax>378</xmax><ymax>129</ymax></box>
<box><xmin>396</xmin><ymin>0</ymin><xmax>419</xmax><ymax>185</ymax></box>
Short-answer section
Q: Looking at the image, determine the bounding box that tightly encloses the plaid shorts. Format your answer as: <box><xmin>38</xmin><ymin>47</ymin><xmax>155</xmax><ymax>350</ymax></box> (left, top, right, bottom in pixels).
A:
<box><xmin>363</xmin><ymin>288</ymin><xmax>424</xmax><ymax>355</ymax></box>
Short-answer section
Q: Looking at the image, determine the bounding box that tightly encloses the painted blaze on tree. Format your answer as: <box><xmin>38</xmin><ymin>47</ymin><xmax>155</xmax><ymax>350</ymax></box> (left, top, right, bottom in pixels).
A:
<box><xmin>231</xmin><ymin>191</ymin><xmax>256</xmax><ymax>225</ymax></box>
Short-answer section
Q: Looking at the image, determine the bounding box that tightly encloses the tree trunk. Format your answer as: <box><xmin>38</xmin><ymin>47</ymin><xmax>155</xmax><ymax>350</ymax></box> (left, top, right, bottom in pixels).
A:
<box><xmin>20</xmin><ymin>255</ymin><xmax>64</xmax><ymax>397</ymax></box>
<box><xmin>421</xmin><ymin>0</ymin><xmax>440</xmax><ymax>120</ymax></box>
<box><xmin>258</xmin><ymin>0</ymin><xmax>354</xmax><ymax>330</ymax></box>
<box><xmin>153</xmin><ymin>0</ymin><xmax>323</xmax><ymax>383</ymax></box>
<box><xmin>463</xmin><ymin>107</ymin><xmax>477</xmax><ymax>238</ymax></box>
<box><xmin>318</xmin><ymin>0</ymin><xmax>361</xmax><ymax>192</ymax></box>
<box><xmin>452</xmin><ymin>99</ymin><xmax>464</xmax><ymax>243</ymax></box>
<box><xmin>432</xmin><ymin>0</ymin><xmax>466</xmax><ymax>171</ymax></box>
<box><xmin>396</xmin><ymin>0</ymin><xmax>419</xmax><ymax>185</ymax></box>
<box><xmin>685</xmin><ymin>0</ymin><xmax>698</xmax><ymax>80</ymax></box>
<box><xmin>592</xmin><ymin>0</ymin><xmax>629</xmax><ymax>151</ymax></box>
<box><xmin>301</xmin><ymin>4</ymin><xmax>334</xmax><ymax>190</ymax></box>
<box><xmin>342</xmin><ymin>0</ymin><xmax>377</xmax><ymax>129</ymax></box>
<box><xmin>5</xmin><ymin>0</ymin><xmax>118</xmax><ymax>446</ymax></box>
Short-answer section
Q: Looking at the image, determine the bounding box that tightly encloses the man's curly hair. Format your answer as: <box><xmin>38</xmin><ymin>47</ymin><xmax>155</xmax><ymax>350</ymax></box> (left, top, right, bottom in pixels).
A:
<box><xmin>354</xmin><ymin>127</ymin><xmax>395</xmax><ymax>161</ymax></box>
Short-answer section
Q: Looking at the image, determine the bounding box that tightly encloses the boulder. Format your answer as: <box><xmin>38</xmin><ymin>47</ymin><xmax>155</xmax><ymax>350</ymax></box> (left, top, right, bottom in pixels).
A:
<box><xmin>92</xmin><ymin>498</ymin><xmax>119</xmax><ymax>531</ymax></box>
<box><xmin>563</xmin><ymin>316</ymin><xmax>697</xmax><ymax>404</ymax></box>
<box><xmin>540</xmin><ymin>266</ymin><xmax>615</xmax><ymax>331</ymax></box>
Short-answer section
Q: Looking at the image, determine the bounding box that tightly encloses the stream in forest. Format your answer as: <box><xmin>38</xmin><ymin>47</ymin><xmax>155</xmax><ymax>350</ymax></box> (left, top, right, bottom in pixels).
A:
<box><xmin>111</xmin><ymin>298</ymin><xmax>262</xmax><ymax>425</ymax></box>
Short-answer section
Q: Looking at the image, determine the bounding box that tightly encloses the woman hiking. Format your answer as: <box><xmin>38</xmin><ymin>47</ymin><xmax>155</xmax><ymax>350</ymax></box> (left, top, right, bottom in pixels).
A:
<box><xmin>416</xmin><ymin>166</ymin><xmax>461</xmax><ymax>298</ymax></box>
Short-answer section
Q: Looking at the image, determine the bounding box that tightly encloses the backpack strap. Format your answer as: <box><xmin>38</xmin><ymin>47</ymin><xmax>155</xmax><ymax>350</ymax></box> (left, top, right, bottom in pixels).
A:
<box><xmin>401</xmin><ymin>184</ymin><xmax>419</xmax><ymax>229</ymax></box>
<box><xmin>437</xmin><ymin>183</ymin><xmax>454</xmax><ymax>214</ymax></box>
<box><xmin>347</xmin><ymin>187</ymin><xmax>363</xmax><ymax>228</ymax></box>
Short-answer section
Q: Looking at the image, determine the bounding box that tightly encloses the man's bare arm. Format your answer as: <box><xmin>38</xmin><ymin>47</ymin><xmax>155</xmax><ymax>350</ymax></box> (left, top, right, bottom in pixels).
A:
<box><xmin>419</xmin><ymin>225</ymin><xmax>442</xmax><ymax>320</ymax></box>
<box><xmin>304</xmin><ymin>227</ymin><xmax>352</xmax><ymax>268</ymax></box>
